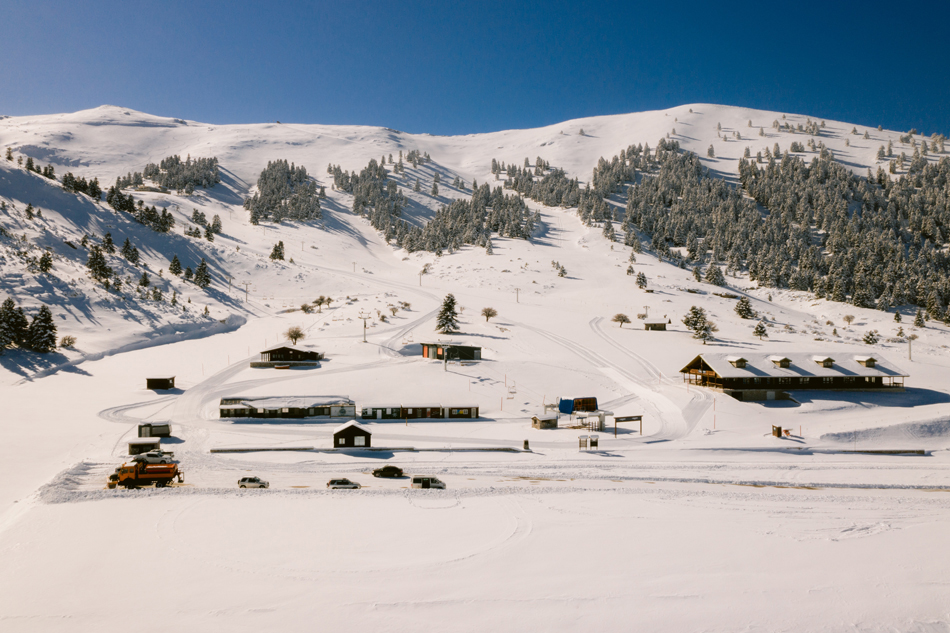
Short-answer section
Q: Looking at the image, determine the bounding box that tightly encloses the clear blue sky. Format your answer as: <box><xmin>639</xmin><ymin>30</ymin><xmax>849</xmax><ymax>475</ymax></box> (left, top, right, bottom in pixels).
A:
<box><xmin>1</xmin><ymin>0</ymin><xmax>947</xmax><ymax>136</ymax></box>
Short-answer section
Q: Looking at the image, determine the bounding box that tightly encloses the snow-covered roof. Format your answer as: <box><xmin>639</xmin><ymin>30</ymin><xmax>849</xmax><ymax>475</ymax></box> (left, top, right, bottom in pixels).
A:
<box><xmin>222</xmin><ymin>396</ymin><xmax>353</xmax><ymax>409</ymax></box>
<box><xmin>362</xmin><ymin>404</ymin><xmax>402</xmax><ymax>409</ymax></box>
<box><xmin>334</xmin><ymin>420</ymin><xmax>369</xmax><ymax>434</ymax></box>
<box><xmin>260</xmin><ymin>344</ymin><xmax>318</xmax><ymax>353</ymax></box>
<box><xmin>533</xmin><ymin>414</ymin><xmax>558</xmax><ymax>421</ymax></box>
<box><xmin>644</xmin><ymin>318</ymin><xmax>668</xmax><ymax>325</ymax></box>
<box><xmin>681</xmin><ymin>353</ymin><xmax>907</xmax><ymax>379</ymax></box>
<box><xmin>128</xmin><ymin>438</ymin><xmax>161</xmax><ymax>444</ymax></box>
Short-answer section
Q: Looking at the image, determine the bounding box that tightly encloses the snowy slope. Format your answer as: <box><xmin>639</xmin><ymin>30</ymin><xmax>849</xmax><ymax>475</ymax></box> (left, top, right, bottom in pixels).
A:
<box><xmin>2</xmin><ymin>105</ymin><xmax>950</xmax><ymax>632</ymax></box>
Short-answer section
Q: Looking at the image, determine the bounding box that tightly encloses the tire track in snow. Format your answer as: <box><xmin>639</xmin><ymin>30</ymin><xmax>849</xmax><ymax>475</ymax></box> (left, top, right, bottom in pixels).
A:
<box><xmin>589</xmin><ymin>316</ymin><xmax>712</xmax><ymax>436</ymax></box>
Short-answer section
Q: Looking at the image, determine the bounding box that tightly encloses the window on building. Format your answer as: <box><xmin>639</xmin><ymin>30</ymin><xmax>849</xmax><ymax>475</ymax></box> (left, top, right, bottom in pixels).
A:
<box><xmin>338</xmin><ymin>437</ymin><xmax>345</xmax><ymax>445</ymax></box>
<box><xmin>354</xmin><ymin>436</ymin><xmax>365</xmax><ymax>446</ymax></box>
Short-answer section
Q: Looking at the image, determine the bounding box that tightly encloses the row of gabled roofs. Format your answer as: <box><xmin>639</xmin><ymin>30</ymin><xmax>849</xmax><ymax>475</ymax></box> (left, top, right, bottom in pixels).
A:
<box><xmin>680</xmin><ymin>352</ymin><xmax>908</xmax><ymax>379</ymax></box>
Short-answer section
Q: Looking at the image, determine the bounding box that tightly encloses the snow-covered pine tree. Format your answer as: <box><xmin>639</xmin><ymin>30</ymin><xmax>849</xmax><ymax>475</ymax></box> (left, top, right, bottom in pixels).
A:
<box><xmin>86</xmin><ymin>246</ymin><xmax>112</xmax><ymax>282</ymax></box>
<box><xmin>734</xmin><ymin>297</ymin><xmax>757</xmax><ymax>319</ymax></box>
<box><xmin>27</xmin><ymin>305</ymin><xmax>57</xmax><ymax>353</ymax></box>
<box><xmin>436</xmin><ymin>294</ymin><xmax>459</xmax><ymax>333</ymax></box>
<box><xmin>169</xmin><ymin>255</ymin><xmax>182</xmax><ymax>276</ymax></box>
<box><xmin>121</xmin><ymin>238</ymin><xmax>139</xmax><ymax>264</ymax></box>
<box><xmin>753</xmin><ymin>320</ymin><xmax>768</xmax><ymax>340</ymax></box>
<box><xmin>193</xmin><ymin>259</ymin><xmax>211</xmax><ymax>289</ymax></box>
<box><xmin>270</xmin><ymin>241</ymin><xmax>285</xmax><ymax>261</ymax></box>
<box><xmin>704</xmin><ymin>264</ymin><xmax>726</xmax><ymax>286</ymax></box>
<box><xmin>636</xmin><ymin>272</ymin><xmax>647</xmax><ymax>289</ymax></box>
<box><xmin>914</xmin><ymin>309</ymin><xmax>925</xmax><ymax>327</ymax></box>
<box><xmin>0</xmin><ymin>298</ymin><xmax>29</xmax><ymax>352</ymax></box>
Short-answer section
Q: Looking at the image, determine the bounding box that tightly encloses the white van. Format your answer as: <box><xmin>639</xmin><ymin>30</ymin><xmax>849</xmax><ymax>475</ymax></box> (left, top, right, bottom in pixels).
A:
<box><xmin>410</xmin><ymin>475</ymin><xmax>446</xmax><ymax>489</ymax></box>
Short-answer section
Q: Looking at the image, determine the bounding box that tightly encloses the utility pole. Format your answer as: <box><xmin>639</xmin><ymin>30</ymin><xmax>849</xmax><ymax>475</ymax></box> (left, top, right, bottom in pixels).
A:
<box><xmin>226</xmin><ymin>275</ymin><xmax>233</xmax><ymax>294</ymax></box>
<box><xmin>241</xmin><ymin>281</ymin><xmax>251</xmax><ymax>302</ymax></box>
<box><xmin>515</xmin><ymin>288</ymin><xmax>520</xmax><ymax>303</ymax></box>
<box><xmin>353</xmin><ymin>262</ymin><xmax>356</xmax><ymax>273</ymax></box>
<box><xmin>419</xmin><ymin>272</ymin><xmax>423</xmax><ymax>286</ymax></box>
<box><xmin>358</xmin><ymin>310</ymin><xmax>371</xmax><ymax>343</ymax></box>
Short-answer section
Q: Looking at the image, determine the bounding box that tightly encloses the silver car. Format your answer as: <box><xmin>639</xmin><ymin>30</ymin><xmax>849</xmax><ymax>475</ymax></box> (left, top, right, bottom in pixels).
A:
<box><xmin>238</xmin><ymin>476</ymin><xmax>269</xmax><ymax>489</ymax></box>
<box><xmin>132</xmin><ymin>450</ymin><xmax>175</xmax><ymax>464</ymax></box>
<box><xmin>327</xmin><ymin>478</ymin><xmax>361</xmax><ymax>489</ymax></box>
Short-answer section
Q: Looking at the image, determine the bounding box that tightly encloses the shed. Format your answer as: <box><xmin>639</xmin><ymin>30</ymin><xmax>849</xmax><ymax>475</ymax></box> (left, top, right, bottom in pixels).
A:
<box><xmin>333</xmin><ymin>421</ymin><xmax>371</xmax><ymax>448</ymax></box>
<box><xmin>531</xmin><ymin>414</ymin><xmax>558</xmax><ymax>429</ymax></box>
<box><xmin>644</xmin><ymin>319</ymin><xmax>668</xmax><ymax>331</ymax></box>
<box><xmin>128</xmin><ymin>437</ymin><xmax>161</xmax><ymax>455</ymax></box>
<box><xmin>146</xmin><ymin>376</ymin><xmax>175</xmax><ymax>390</ymax></box>
<box><xmin>138</xmin><ymin>422</ymin><xmax>172</xmax><ymax>438</ymax></box>
<box><xmin>421</xmin><ymin>343</ymin><xmax>482</xmax><ymax>361</ymax></box>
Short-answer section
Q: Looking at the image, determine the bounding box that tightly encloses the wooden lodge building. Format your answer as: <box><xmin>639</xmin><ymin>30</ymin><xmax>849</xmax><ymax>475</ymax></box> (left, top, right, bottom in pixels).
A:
<box><xmin>421</xmin><ymin>342</ymin><xmax>482</xmax><ymax>361</ymax></box>
<box><xmin>333</xmin><ymin>421</ymin><xmax>371</xmax><ymax>448</ymax></box>
<box><xmin>680</xmin><ymin>352</ymin><xmax>907</xmax><ymax>401</ymax></box>
<box><xmin>250</xmin><ymin>345</ymin><xmax>323</xmax><ymax>368</ymax></box>
<box><xmin>219</xmin><ymin>396</ymin><xmax>356</xmax><ymax>419</ymax></box>
<box><xmin>360</xmin><ymin>404</ymin><xmax>479</xmax><ymax>420</ymax></box>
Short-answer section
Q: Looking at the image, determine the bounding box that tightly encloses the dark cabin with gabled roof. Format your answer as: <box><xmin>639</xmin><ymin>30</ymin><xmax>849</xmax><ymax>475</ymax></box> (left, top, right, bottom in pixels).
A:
<box><xmin>251</xmin><ymin>344</ymin><xmax>323</xmax><ymax>368</ymax></box>
<box><xmin>680</xmin><ymin>352</ymin><xmax>907</xmax><ymax>400</ymax></box>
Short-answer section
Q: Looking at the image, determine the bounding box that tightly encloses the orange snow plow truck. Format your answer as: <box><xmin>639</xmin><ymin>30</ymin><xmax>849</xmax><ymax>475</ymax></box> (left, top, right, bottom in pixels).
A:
<box><xmin>107</xmin><ymin>462</ymin><xmax>184</xmax><ymax>489</ymax></box>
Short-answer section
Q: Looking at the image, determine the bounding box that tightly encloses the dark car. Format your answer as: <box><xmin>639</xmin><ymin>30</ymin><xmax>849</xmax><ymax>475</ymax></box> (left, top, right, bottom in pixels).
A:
<box><xmin>372</xmin><ymin>466</ymin><xmax>404</xmax><ymax>478</ymax></box>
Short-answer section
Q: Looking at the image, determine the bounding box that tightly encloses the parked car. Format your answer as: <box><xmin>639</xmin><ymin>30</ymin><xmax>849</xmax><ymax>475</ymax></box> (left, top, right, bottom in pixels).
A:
<box><xmin>238</xmin><ymin>476</ymin><xmax>269</xmax><ymax>489</ymax></box>
<box><xmin>327</xmin><ymin>478</ymin><xmax>361</xmax><ymax>489</ymax></box>
<box><xmin>410</xmin><ymin>476</ymin><xmax>446</xmax><ymax>489</ymax></box>
<box><xmin>131</xmin><ymin>450</ymin><xmax>175</xmax><ymax>465</ymax></box>
<box><xmin>372</xmin><ymin>465</ymin><xmax>404</xmax><ymax>478</ymax></box>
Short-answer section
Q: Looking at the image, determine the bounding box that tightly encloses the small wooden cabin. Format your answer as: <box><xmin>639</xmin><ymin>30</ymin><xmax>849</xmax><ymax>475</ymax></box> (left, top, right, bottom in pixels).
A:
<box><xmin>146</xmin><ymin>376</ymin><xmax>175</xmax><ymax>390</ymax></box>
<box><xmin>421</xmin><ymin>343</ymin><xmax>482</xmax><ymax>361</ymax></box>
<box><xmin>532</xmin><ymin>414</ymin><xmax>558</xmax><ymax>429</ymax></box>
<box><xmin>333</xmin><ymin>421</ymin><xmax>371</xmax><ymax>448</ymax></box>
<box><xmin>128</xmin><ymin>438</ymin><xmax>161</xmax><ymax>455</ymax></box>
<box><xmin>138</xmin><ymin>422</ymin><xmax>171</xmax><ymax>438</ymax></box>
<box><xmin>251</xmin><ymin>345</ymin><xmax>323</xmax><ymax>368</ymax></box>
<box><xmin>643</xmin><ymin>319</ymin><xmax>668</xmax><ymax>331</ymax></box>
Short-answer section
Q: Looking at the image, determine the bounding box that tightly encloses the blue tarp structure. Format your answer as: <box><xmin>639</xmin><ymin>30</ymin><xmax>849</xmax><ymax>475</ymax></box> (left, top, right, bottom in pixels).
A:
<box><xmin>558</xmin><ymin>398</ymin><xmax>574</xmax><ymax>414</ymax></box>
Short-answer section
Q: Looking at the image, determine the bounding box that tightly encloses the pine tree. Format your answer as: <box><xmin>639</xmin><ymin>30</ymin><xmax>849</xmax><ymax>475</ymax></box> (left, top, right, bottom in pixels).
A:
<box><xmin>102</xmin><ymin>232</ymin><xmax>115</xmax><ymax>253</ymax></box>
<box><xmin>436</xmin><ymin>294</ymin><xmax>459</xmax><ymax>333</ymax></box>
<box><xmin>636</xmin><ymin>272</ymin><xmax>647</xmax><ymax>289</ymax></box>
<box><xmin>707</xmin><ymin>145</ymin><xmax>715</xmax><ymax>158</ymax></box>
<box><xmin>270</xmin><ymin>241</ymin><xmax>285</xmax><ymax>261</ymax></box>
<box><xmin>121</xmin><ymin>238</ymin><xmax>139</xmax><ymax>264</ymax></box>
<box><xmin>914</xmin><ymin>309</ymin><xmax>925</xmax><ymax>327</ymax></box>
<box><xmin>38</xmin><ymin>251</ymin><xmax>53</xmax><ymax>273</ymax></box>
<box><xmin>753</xmin><ymin>320</ymin><xmax>768</xmax><ymax>340</ymax></box>
<box><xmin>210</xmin><ymin>215</ymin><xmax>222</xmax><ymax>234</ymax></box>
<box><xmin>86</xmin><ymin>246</ymin><xmax>112</xmax><ymax>282</ymax></box>
<box><xmin>169</xmin><ymin>255</ymin><xmax>182</xmax><ymax>276</ymax></box>
<box><xmin>193</xmin><ymin>259</ymin><xmax>211</xmax><ymax>289</ymax></box>
<box><xmin>863</xmin><ymin>330</ymin><xmax>879</xmax><ymax>345</ymax></box>
<box><xmin>692</xmin><ymin>267</ymin><xmax>701</xmax><ymax>282</ymax></box>
<box><xmin>893</xmin><ymin>311</ymin><xmax>902</xmax><ymax>323</ymax></box>
<box><xmin>704</xmin><ymin>264</ymin><xmax>726</xmax><ymax>286</ymax></box>
<box><xmin>734</xmin><ymin>297</ymin><xmax>757</xmax><ymax>319</ymax></box>
<box><xmin>0</xmin><ymin>297</ymin><xmax>22</xmax><ymax>353</ymax></box>
<box><xmin>414</xmin><ymin>178</ymin><xmax>421</xmax><ymax>192</ymax></box>
<box><xmin>431</xmin><ymin>182</ymin><xmax>439</xmax><ymax>196</ymax></box>
<box><xmin>27</xmin><ymin>305</ymin><xmax>57</xmax><ymax>353</ymax></box>
<box><xmin>138</xmin><ymin>272</ymin><xmax>150</xmax><ymax>288</ymax></box>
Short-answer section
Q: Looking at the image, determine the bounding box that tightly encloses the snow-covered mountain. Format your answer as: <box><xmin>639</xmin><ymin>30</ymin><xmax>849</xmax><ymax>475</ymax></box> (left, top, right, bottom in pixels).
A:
<box><xmin>1</xmin><ymin>103</ymin><xmax>942</xmax><ymax>372</ymax></box>
<box><xmin>3</xmin><ymin>104</ymin><xmax>950</xmax><ymax>632</ymax></box>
